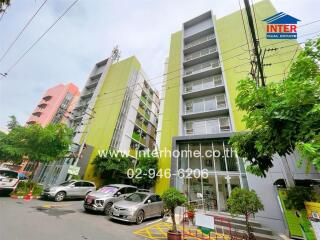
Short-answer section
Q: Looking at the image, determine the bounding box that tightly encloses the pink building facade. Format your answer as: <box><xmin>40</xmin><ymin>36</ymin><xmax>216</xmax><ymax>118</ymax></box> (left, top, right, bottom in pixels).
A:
<box><xmin>26</xmin><ymin>83</ymin><xmax>80</xmax><ymax>126</ymax></box>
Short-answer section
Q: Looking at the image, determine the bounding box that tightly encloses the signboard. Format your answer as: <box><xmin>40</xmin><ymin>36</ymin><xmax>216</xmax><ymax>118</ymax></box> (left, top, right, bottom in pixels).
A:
<box><xmin>195</xmin><ymin>213</ymin><xmax>215</xmax><ymax>230</ymax></box>
<box><xmin>67</xmin><ymin>165</ymin><xmax>80</xmax><ymax>175</ymax></box>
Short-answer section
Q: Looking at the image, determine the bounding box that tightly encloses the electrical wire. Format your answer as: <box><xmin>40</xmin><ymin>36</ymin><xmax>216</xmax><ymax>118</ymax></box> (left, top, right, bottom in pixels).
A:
<box><xmin>0</xmin><ymin>0</ymin><xmax>49</xmax><ymax>64</ymax></box>
<box><xmin>3</xmin><ymin>0</ymin><xmax>79</xmax><ymax>74</ymax></box>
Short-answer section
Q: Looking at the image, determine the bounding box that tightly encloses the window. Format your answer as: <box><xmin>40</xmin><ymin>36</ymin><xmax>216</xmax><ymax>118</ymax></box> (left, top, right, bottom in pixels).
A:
<box><xmin>204</xmin><ymin>96</ymin><xmax>215</xmax><ymax>111</ymax></box>
<box><xmin>206</xmin><ymin>119</ymin><xmax>219</xmax><ymax>134</ymax></box>
<box><xmin>149</xmin><ymin>195</ymin><xmax>162</xmax><ymax>202</ymax></box>
<box><xmin>125</xmin><ymin>187</ymin><xmax>137</xmax><ymax>194</ymax></box>
<box><xmin>216</xmin><ymin>94</ymin><xmax>226</xmax><ymax>109</ymax></box>
<box><xmin>74</xmin><ymin>182</ymin><xmax>83</xmax><ymax>187</ymax></box>
<box><xmin>193</xmin><ymin>121</ymin><xmax>206</xmax><ymax>135</ymax></box>
<box><xmin>214</xmin><ymin>75</ymin><xmax>223</xmax><ymax>86</ymax></box>
<box><xmin>185</xmin><ymin>101</ymin><xmax>193</xmax><ymax>114</ymax></box>
<box><xmin>219</xmin><ymin>117</ymin><xmax>230</xmax><ymax>132</ymax></box>
<box><xmin>83</xmin><ymin>182</ymin><xmax>95</xmax><ymax>187</ymax></box>
<box><xmin>193</xmin><ymin>99</ymin><xmax>204</xmax><ymax>113</ymax></box>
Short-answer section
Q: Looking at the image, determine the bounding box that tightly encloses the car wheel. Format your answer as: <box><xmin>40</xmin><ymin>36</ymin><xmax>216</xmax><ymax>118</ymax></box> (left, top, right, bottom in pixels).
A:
<box><xmin>54</xmin><ymin>191</ymin><xmax>66</xmax><ymax>202</ymax></box>
<box><xmin>136</xmin><ymin>210</ymin><xmax>144</xmax><ymax>224</ymax></box>
<box><xmin>104</xmin><ymin>202</ymin><xmax>113</xmax><ymax>216</ymax></box>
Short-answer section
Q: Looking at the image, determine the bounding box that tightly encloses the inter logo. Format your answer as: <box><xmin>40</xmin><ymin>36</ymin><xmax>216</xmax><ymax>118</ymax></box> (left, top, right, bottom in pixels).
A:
<box><xmin>263</xmin><ymin>12</ymin><xmax>300</xmax><ymax>39</ymax></box>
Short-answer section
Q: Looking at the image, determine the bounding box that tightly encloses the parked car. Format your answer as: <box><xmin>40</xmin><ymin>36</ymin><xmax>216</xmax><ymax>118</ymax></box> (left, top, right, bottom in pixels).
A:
<box><xmin>42</xmin><ymin>180</ymin><xmax>96</xmax><ymax>202</ymax></box>
<box><xmin>84</xmin><ymin>184</ymin><xmax>137</xmax><ymax>215</ymax></box>
<box><xmin>110</xmin><ymin>192</ymin><xmax>164</xmax><ymax>224</ymax></box>
<box><xmin>0</xmin><ymin>169</ymin><xmax>20</xmax><ymax>192</ymax></box>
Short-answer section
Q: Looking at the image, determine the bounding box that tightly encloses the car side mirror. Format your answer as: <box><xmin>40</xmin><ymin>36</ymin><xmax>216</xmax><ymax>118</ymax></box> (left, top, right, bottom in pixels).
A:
<box><xmin>147</xmin><ymin>199</ymin><xmax>151</xmax><ymax>204</ymax></box>
<box><xmin>70</xmin><ymin>184</ymin><xmax>75</xmax><ymax>188</ymax></box>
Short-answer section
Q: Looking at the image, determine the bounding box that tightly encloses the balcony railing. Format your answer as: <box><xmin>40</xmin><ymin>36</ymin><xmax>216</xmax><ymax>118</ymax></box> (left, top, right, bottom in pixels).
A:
<box><xmin>184</xmin><ymin>75</ymin><xmax>223</xmax><ymax>94</ymax></box>
<box><xmin>184</xmin><ymin>34</ymin><xmax>215</xmax><ymax>49</ymax></box>
<box><xmin>184</xmin><ymin>61</ymin><xmax>220</xmax><ymax>77</ymax></box>
<box><xmin>135</xmin><ymin>119</ymin><xmax>147</xmax><ymax>132</ymax></box>
<box><xmin>132</xmin><ymin>132</ymin><xmax>140</xmax><ymax>142</ymax></box>
<box><xmin>184</xmin><ymin>46</ymin><xmax>217</xmax><ymax>62</ymax></box>
<box><xmin>184</xmin><ymin>95</ymin><xmax>227</xmax><ymax>115</ymax></box>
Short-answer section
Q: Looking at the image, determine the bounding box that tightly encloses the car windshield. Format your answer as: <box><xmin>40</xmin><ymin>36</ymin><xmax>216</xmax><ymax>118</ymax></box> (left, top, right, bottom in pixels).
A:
<box><xmin>97</xmin><ymin>186</ymin><xmax>119</xmax><ymax>194</ymax></box>
<box><xmin>59</xmin><ymin>181</ymin><xmax>75</xmax><ymax>186</ymax></box>
<box><xmin>0</xmin><ymin>170</ymin><xmax>18</xmax><ymax>179</ymax></box>
<box><xmin>125</xmin><ymin>193</ymin><xmax>147</xmax><ymax>203</ymax></box>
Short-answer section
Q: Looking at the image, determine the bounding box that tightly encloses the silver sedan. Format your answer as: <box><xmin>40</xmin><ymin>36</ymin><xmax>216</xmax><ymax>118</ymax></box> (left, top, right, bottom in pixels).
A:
<box><xmin>110</xmin><ymin>192</ymin><xmax>164</xmax><ymax>224</ymax></box>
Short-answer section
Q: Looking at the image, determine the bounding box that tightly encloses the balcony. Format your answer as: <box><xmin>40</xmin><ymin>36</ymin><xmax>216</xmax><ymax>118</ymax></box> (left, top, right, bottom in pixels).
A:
<box><xmin>81</xmin><ymin>90</ymin><xmax>94</xmax><ymax>100</ymax></box>
<box><xmin>42</xmin><ymin>95</ymin><xmax>52</xmax><ymax>101</ymax></box>
<box><xmin>184</xmin><ymin>117</ymin><xmax>231</xmax><ymax>136</ymax></box>
<box><xmin>184</xmin><ymin>34</ymin><xmax>216</xmax><ymax>54</ymax></box>
<box><xmin>131</xmin><ymin>131</ymin><xmax>146</xmax><ymax>146</ymax></box>
<box><xmin>86</xmin><ymin>79</ymin><xmax>99</xmax><ymax>89</ymax></box>
<box><xmin>183</xmin><ymin>95</ymin><xmax>228</xmax><ymax>120</ymax></box>
<box><xmin>32</xmin><ymin>111</ymin><xmax>42</xmax><ymax>117</ymax></box>
<box><xmin>183</xmin><ymin>46</ymin><xmax>218</xmax><ymax>67</ymax></box>
<box><xmin>183</xmin><ymin>75</ymin><xmax>224</xmax><ymax>99</ymax></box>
<box><xmin>135</xmin><ymin>119</ymin><xmax>148</xmax><ymax>132</ymax></box>
<box><xmin>37</xmin><ymin>103</ymin><xmax>47</xmax><ymax>109</ymax></box>
<box><xmin>129</xmin><ymin>148</ymin><xmax>137</xmax><ymax>158</ymax></box>
<box><xmin>183</xmin><ymin>60</ymin><xmax>221</xmax><ymax>82</ymax></box>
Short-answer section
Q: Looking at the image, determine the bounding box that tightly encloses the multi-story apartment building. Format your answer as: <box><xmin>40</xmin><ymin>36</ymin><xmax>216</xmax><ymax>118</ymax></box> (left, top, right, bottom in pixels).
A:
<box><xmin>50</xmin><ymin>53</ymin><xmax>160</xmax><ymax>186</ymax></box>
<box><xmin>156</xmin><ymin>0</ymin><xmax>320</xmax><ymax>234</ymax></box>
<box><xmin>26</xmin><ymin>83</ymin><xmax>79</xmax><ymax>126</ymax></box>
<box><xmin>23</xmin><ymin>83</ymin><xmax>79</xmax><ymax>176</ymax></box>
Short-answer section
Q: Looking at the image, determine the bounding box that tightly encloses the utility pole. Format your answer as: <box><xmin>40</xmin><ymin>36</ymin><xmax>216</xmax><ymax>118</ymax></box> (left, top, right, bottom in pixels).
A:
<box><xmin>243</xmin><ymin>0</ymin><xmax>266</xmax><ymax>87</ymax></box>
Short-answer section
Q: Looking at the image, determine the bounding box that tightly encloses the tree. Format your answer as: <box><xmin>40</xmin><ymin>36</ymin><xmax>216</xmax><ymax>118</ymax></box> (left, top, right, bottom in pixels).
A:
<box><xmin>285</xmin><ymin>186</ymin><xmax>315</xmax><ymax>210</ymax></box>
<box><xmin>132</xmin><ymin>154</ymin><xmax>158</xmax><ymax>189</ymax></box>
<box><xmin>162</xmin><ymin>188</ymin><xmax>187</xmax><ymax>233</ymax></box>
<box><xmin>227</xmin><ymin>188</ymin><xmax>264</xmax><ymax>239</ymax></box>
<box><xmin>0</xmin><ymin>0</ymin><xmax>10</xmax><ymax>12</ymax></box>
<box><xmin>230</xmin><ymin>38</ymin><xmax>320</xmax><ymax>176</ymax></box>
<box><xmin>7</xmin><ymin>115</ymin><xmax>20</xmax><ymax>131</ymax></box>
<box><xmin>92</xmin><ymin>150</ymin><xmax>134</xmax><ymax>184</ymax></box>
<box><xmin>0</xmin><ymin>123</ymin><xmax>73</xmax><ymax>175</ymax></box>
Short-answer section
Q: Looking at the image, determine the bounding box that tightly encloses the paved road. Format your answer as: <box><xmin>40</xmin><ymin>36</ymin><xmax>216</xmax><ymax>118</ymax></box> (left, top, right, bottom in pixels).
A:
<box><xmin>0</xmin><ymin>196</ymin><xmax>160</xmax><ymax>240</ymax></box>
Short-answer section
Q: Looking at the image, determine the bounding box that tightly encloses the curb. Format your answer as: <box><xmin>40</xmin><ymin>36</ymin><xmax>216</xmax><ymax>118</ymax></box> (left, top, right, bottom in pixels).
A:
<box><xmin>10</xmin><ymin>195</ymin><xmax>41</xmax><ymax>200</ymax></box>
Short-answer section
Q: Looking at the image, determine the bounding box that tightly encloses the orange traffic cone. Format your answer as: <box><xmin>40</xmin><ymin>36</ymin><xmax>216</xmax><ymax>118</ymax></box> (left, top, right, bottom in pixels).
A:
<box><xmin>23</xmin><ymin>190</ymin><xmax>33</xmax><ymax>201</ymax></box>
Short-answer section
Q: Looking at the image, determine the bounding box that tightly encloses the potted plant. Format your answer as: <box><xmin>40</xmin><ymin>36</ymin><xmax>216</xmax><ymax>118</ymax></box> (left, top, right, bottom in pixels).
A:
<box><xmin>185</xmin><ymin>203</ymin><xmax>195</xmax><ymax>221</ymax></box>
<box><xmin>162</xmin><ymin>187</ymin><xmax>187</xmax><ymax>240</ymax></box>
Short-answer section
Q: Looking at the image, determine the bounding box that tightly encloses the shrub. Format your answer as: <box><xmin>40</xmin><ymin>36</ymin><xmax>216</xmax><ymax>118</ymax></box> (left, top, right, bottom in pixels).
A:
<box><xmin>285</xmin><ymin>186</ymin><xmax>315</xmax><ymax>210</ymax></box>
<box><xmin>162</xmin><ymin>188</ymin><xmax>187</xmax><ymax>233</ymax></box>
<box><xmin>11</xmin><ymin>181</ymin><xmax>43</xmax><ymax>196</ymax></box>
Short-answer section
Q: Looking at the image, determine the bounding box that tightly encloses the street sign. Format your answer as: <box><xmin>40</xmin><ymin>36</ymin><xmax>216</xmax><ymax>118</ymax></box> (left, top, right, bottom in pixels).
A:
<box><xmin>68</xmin><ymin>165</ymin><xmax>80</xmax><ymax>175</ymax></box>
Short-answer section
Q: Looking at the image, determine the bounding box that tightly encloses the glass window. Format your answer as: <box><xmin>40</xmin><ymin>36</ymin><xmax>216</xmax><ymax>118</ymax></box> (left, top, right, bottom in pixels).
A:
<box><xmin>204</xmin><ymin>97</ymin><xmax>215</xmax><ymax>111</ymax></box>
<box><xmin>0</xmin><ymin>170</ymin><xmax>18</xmax><ymax>179</ymax></box>
<box><xmin>74</xmin><ymin>181</ymin><xmax>83</xmax><ymax>187</ymax></box>
<box><xmin>185</xmin><ymin>82</ymin><xmax>192</xmax><ymax>93</ymax></box>
<box><xmin>201</xmin><ymin>142</ymin><xmax>214</xmax><ymax>171</ymax></box>
<box><xmin>216</xmin><ymin>95</ymin><xmax>226</xmax><ymax>109</ymax></box>
<box><xmin>192</xmin><ymin>79</ymin><xmax>202</xmax><ymax>92</ymax></box>
<box><xmin>179</xmin><ymin>144</ymin><xmax>188</xmax><ymax>170</ymax></box>
<box><xmin>125</xmin><ymin>187</ymin><xmax>137</xmax><ymax>194</ymax></box>
<box><xmin>193</xmin><ymin>99</ymin><xmax>204</xmax><ymax>113</ymax></box>
<box><xmin>125</xmin><ymin>193</ymin><xmax>147</xmax><ymax>202</ymax></box>
<box><xmin>185</xmin><ymin>101</ymin><xmax>193</xmax><ymax>114</ymax></box>
<box><xmin>193</xmin><ymin>121</ymin><xmax>206</xmax><ymax>135</ymax></box>
<box><xmin>203</xmin><ymin>77</ymin><xmax>213</xmax><ymax>89</ymax></box>
<box><xmin>214</xmin><ymin>75</ymin><xmax>223</xmax><ymax>86</ymax></box>
<box><xmin>219</xmin><ymin>117</ymin><xmax>230</xmax><ymax>132</ymax></box>
<box><xmin>189</xmin><ymin>143</ymin><xmax>201</xmax><ymax>169</ymax></box>
<box><xmin>185</xmin><ymin>121</ymin><xmax>193</xmax><ymax>135</ymax></box>
<box><xmin>206</xmin><ymin>119</ymin><xmax>219</xmax><ymax>134</ymax></box>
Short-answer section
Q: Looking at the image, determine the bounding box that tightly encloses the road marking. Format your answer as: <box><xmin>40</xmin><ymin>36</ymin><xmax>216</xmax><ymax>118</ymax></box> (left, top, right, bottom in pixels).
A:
<box><xmin>145</xmin><ymin>218</ymin><xmax>162</xmax><ymax>226</ymax></box>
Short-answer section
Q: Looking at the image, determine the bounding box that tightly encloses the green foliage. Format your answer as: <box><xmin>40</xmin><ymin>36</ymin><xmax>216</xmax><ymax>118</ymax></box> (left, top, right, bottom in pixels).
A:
<box><xmin>285</xmin><ymin>186</ymin><xmax>315</xmax><ymax>210</ymax></box>
<box><xmin>7</xmin><ymin>115</ymin><xmax>20</xmax><ymax>131</ymax></box>
<box><xmin>227</xmin><ymin>188</ymin><xmax>264</xmax><ymax>239</ymax></box>
<box><xmin>0</xmin><ymin>0</ymin><xmax>10</xmax><ymax>12</ymax></box>
<box><xmin>92</xmin><ymin>150</ymin><xmax>133</xmax><ymax>183</ymax></box>
<box><xmin>162</xmin><ymin>187</ymin><xmax>187</xmax><ymax>232</ymax></box>
<box><xmin>132</xmin><ymin>154</ymin><xmax>158</xmax><ymax>189</ymax></box>
<box><xmin>230</xmin><ymin>38</ymin><xmax>320</xmax><ymax>176</ymax></box>
<box><xmin>0</xmin><ymin>123</ymin><xmax>73</xmax><ymax>165</ymax></box>
<box><xmin>11</xmin><ymin>181</ymin><xmax>43</xmax><ymax>196</ymax></box>
<box><xmin>227</xmin><ymin>187</ymin><xmax>264</xmax><ymax>217</ymax></box>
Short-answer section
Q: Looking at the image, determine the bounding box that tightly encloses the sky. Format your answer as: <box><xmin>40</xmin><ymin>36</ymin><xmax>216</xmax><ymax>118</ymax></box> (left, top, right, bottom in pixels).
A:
<box><xmin>0</xmin><ymin>0</ymin><xmax>319</xmax><ymax>128</ymax></box>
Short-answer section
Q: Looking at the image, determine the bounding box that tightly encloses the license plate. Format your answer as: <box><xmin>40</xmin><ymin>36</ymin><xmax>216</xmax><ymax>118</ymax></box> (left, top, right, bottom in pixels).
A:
<box><xmin>113</xmin><ymin>210</ymin><xmax>120</xmax><ymax>216</ymax></box>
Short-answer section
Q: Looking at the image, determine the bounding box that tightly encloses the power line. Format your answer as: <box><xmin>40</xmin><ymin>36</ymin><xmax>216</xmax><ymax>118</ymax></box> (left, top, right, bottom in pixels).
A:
<box><xmin>0</xmin><ymin>0</ymin><xmax>49</xmax><ymax>64</ymax></box>
<box><xmin>3</xmin><ymin>0</ymin><xmax>80</xmax><ymax>75</ymax></box>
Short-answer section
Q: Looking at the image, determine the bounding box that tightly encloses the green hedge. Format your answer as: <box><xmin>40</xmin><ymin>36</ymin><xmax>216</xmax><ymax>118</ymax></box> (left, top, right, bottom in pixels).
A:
<box><xmin>278</xmin><ymin>189</ymin><xmax>316</xmax><ymax>240</ymax></box>
<box><xmin>11</xmin><ymin>181</ymin><xmax>43</xmax><ymax>196</ymax></box>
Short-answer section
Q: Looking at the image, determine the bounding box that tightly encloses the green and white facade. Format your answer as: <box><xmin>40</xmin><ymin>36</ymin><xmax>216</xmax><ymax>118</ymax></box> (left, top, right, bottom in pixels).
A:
<box><xmin>49</xmin><ymin>55</ymin><xmax>159</xmax><ymax>187</ymax></box>
<box><xmin>156</xmin><ymin>0</ymin><xmax>320</xmax><ymax>234</ymax></box>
